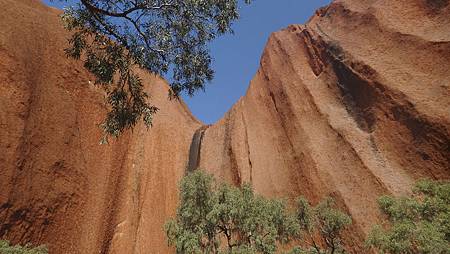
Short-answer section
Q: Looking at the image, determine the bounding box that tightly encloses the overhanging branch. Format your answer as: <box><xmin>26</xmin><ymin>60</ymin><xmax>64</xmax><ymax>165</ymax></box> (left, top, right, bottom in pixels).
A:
<box><xmin>80</xmin><ymin>0</ymin><xmax>175</xmax><ymax>17</ymax></box>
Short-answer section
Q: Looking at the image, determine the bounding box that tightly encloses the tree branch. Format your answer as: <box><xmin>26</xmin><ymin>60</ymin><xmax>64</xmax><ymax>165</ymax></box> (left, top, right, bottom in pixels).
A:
<box><xmin>80</xmin><ymin>0</ymin><xmax>175</xmax><ymax>17</ymax></box>
<box><xmin>122</xmin><ymin>15</ymin><xmax>165</xmax><ymax>55</ymax></box>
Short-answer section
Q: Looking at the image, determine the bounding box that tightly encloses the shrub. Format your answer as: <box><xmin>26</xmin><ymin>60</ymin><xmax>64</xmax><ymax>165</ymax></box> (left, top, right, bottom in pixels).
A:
<box><xmin>288</xmin><ymin>197</ymin><xmax>352</xmax><ymax>254</ymax></box>
<box><xmin>0</xmin><ymin>240</ymin><xmax>47</xmax><ymax>254</ymax></box>
<box><xmin>366</xmin><ymin>180</ymin><xmax>450</xmax><ymax>253</ymax></box>
<box><xmin>165</xmin><ymin>171</ymin><xmax>352</xmax><ymax>254</ymax></box>
<box><xmin>165</xmin><ymin>171</ymin><xmax>298</xmax><ymax>253</ymax></box>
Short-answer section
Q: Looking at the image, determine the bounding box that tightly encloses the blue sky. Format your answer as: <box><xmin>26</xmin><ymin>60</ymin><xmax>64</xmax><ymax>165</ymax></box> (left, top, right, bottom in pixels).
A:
<box><xmin>43</xmin><ymin>0</ymin><xmax>331</xmax><ymax>124</ymax></box>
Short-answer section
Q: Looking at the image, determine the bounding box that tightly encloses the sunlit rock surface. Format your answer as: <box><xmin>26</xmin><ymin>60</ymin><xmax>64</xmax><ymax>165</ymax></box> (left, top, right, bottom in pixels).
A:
<box><xmin>0</xmin><ymin>0</ymin><xmax>449</xmax><ymax>253</ymax></box>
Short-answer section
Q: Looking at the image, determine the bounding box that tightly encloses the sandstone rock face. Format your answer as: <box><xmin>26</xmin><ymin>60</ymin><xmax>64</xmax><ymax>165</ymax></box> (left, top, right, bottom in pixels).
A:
<box><xmin>0</xmin><ymin>1</ymin><xmax>200</xmax><ymax>253</ymax></box>
<box><xmin>200</xmin><ymin>0</ymin><xmax>450</xmax><ymax>249</ymax></box>
<box><xmin>0</xmin><ymin>0</ymin><xmax>449</xmax><ymax>253</ymax></box>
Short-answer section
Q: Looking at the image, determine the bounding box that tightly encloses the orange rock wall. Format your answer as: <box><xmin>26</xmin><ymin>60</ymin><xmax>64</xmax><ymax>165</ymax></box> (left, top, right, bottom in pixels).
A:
<box><xmin>0</xmin><ymin>1</ymin><xmax>200</xmax><ymax>253</ymax></box>
<box><xmin>0</xmin><ymin>0</ymin><xmax>449</xmax><ymax>253</ymax></box>
<box><xmin>200</xmin><ymin>0</ymin><xmax>450</xmax><ymax>249</ymax></box>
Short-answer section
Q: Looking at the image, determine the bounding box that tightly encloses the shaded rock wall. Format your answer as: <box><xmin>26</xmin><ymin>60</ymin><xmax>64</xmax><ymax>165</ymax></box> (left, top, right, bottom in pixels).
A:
<box><xmin>0</xmin><ymin>1</ymin><xmax>200</xmax><ymax>253</ymax></box>
<box><xmin>0</xmin><ymin>0</ymin><xmax>449</xmax><ymax>253</ymax></box>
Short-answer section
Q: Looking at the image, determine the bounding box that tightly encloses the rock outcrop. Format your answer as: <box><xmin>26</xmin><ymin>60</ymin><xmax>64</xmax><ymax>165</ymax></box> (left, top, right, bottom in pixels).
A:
<box><xmin>0</xmin><ymin>1</ymin><xmax>201</xmax><ymax>253</ymax></box>
<box><xmin>0</xmin><ymin>0</ymin><xmax>449</xmax><ymax>253</ymax></box>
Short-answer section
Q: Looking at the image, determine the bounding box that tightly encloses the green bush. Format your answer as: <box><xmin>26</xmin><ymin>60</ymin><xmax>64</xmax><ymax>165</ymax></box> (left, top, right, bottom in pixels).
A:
<box><xmin>165</xmin><ymin>171</ymin><xmax>352</xmax><ymax>254</ymax></box>
<box><xmin>288</xmin><ymin>197</ymin><xmax>351</xmax><ymax>254</ymax></box>
<box><xmin>366</xmin><ymin>180</ymin><xmax>450</xmax><ymax>253</ymax></box>
<box><xmin>165</xmin><ymin>171</ymin><xmax>298</xmax><ymax>253</ymax></box>
<box><xmin>0</xmin><ymin>240</ymin><xmax>47</xmax><ymax>254</ymax></box>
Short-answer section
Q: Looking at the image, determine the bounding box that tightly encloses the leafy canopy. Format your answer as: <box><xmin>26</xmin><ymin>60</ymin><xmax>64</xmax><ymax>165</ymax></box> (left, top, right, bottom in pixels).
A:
<box><xmin>0</xmin><ymin>240</ymin><xmax>47</xmax><ymax>254</ymax></box>
<box><xmin>288</xmin><ymin>197</ymin><xmax>352</xmax><ymax>254</ymax></box>
<box><xmin>56</xmin><ymin>0</ymin><xmax>251</xmax><ymax>139</ymax></box>
<box><xmin>165</xmin><ymin>171</ymin><xmax>352</xmax><ymax>254</ymax></box>
<box><xmin>165</xmin><ymin>171</ymin><xmax>298</xmax><ymax>254</ymax></box>
<box><xmin>366</xmin><ymin>180</ymin><xmax>450</xmax><ymax>254</ymax></box>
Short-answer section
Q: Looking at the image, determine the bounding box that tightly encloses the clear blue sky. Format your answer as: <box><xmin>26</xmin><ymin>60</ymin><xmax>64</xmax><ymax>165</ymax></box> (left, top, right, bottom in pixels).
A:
<box><xmin>43</xmin><ymin>0</ymin><xmax>331</xmax><ymax>124</ymax></box>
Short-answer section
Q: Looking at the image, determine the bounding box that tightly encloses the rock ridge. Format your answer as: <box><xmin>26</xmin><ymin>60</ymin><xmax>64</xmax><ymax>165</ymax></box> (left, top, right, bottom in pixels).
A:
<box><xmin>0</xmin><ymin>0</ymin><xmax>449</xmax><ymax>253</ymax></box>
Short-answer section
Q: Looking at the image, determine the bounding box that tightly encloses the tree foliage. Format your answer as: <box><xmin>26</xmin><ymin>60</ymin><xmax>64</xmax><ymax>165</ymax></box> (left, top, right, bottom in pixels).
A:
<box><xmin>366</xmin><ymin>180</ymin><xmax>450</xmax><ymax>254</ymax></box>
<box><xmin>165</xmin><ymin>171</ymin><xmax>298</xmax><ymax>253</ymax></box>
<box><xmin>165</xmin><ymin>171</ymin><xmax>352</xmax><ymax>254</ymax></box>
<box><xmin>0</xmin><ymin>240</ymin><xmax>47</xmax><ymax>254</ymax></box>
<box><xmin>55</xmin><ymin>0</ymin><xmax>252</xmax><ymax>139</ymax></box>
<box><xmin>288</xmin><ymin>197</ymin><xmax>351</xmax><ymax>254</ymax></box>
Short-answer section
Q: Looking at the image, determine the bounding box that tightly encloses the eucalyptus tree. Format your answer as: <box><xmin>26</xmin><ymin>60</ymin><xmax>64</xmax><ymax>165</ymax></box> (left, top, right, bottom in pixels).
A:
<box><xmin>289</xmin><ymin>197</ymin><xmax>352</xmax><ymax>254</ymax></box>
<box><xmin>165</xmin><ymin>171</ymin><xmax>353</xmax><ymax>254</ymax></box>
<box><xmin>165</xmin><ymin>171</ymin><xmax>298</xmax><ymax>254</ymax></box>
<box><xmin>55</xmin><ymin>0</ymin><xmax>251</xmax><ymax>139</ymax></box>
<box><xmin>367</xmin><ymin>180</ymin><xmax>450</xmax><ymax>253</ymax></box>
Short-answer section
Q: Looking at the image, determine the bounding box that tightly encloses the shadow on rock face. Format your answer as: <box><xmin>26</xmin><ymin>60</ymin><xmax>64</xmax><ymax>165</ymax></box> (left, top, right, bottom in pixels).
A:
<box><xmin>427</xmin><ymin>0</ymin><xmax>449</xmax><ymax>10</ymax></box>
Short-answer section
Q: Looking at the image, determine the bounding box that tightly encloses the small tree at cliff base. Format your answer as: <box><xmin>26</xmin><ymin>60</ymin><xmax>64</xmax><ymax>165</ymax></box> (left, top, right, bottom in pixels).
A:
<box><xmin>288</xmin><ymin>197</ymin><xmax>352</xmax><ymax>254</ymax></box>
<box><xmin>53</xmin><ymin>0</ymin><xmax>252</xmax><ymax>140</ymax></box>
<box><xmin>165</xmin><ymin>171</ymin><xmax>352</xmax><ymax>254</ymax></box>
<box><xmin>165</xmin><ymin>171</ymin><xmax>298</xmax><ymax>253</ymax></box>
<box><xmin>366</xmin><ymin>180</ymin><xmax>450</xmax><ymax>254</ymax></box>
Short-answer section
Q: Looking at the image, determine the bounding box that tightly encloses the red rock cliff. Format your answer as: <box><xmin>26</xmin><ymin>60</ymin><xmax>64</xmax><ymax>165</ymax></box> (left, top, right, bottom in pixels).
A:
<box><xmin>0</xmin><ymin>0</ymin><xmax>449</xmax><ymax>253</ymax></box>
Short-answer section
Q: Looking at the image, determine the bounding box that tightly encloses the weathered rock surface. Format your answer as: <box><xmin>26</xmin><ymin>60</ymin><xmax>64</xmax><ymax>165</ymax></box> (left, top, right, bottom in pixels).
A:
<box><xmin>0</xmin><ymin>0</ymin><xmax>449</xmax><ymax>253</ymax></box>
<box><xmin>0</xmin><ymin>1</ymin><xmax>201</xmax><ymax>253</ymax></box>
